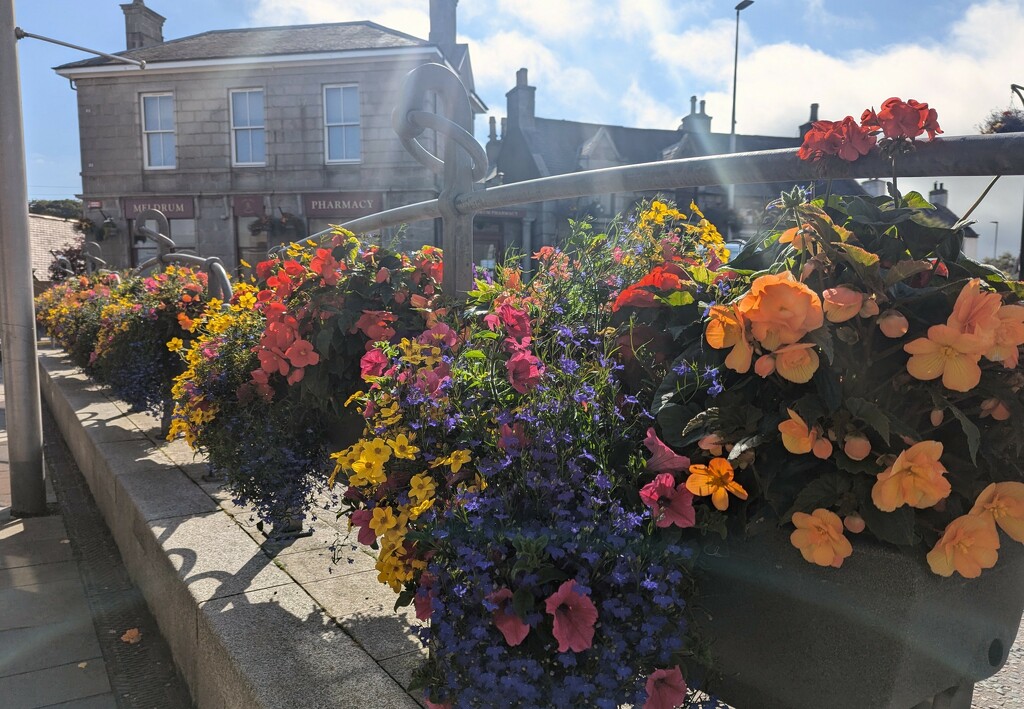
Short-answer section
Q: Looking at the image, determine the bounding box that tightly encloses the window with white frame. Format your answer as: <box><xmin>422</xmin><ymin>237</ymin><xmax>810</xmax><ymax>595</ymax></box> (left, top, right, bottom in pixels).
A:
<box><xmin>230</xmin><ymin>88</ymin><xmax>266</xmax><ymax>166</ymax></box>
<box><xmin>141</xmin><ymin>93</ymin><xmax>176</xmax><ymax>169</ymax></box>
<box><xmin>323</xmin><ymin>85</ymin><xmax>361</xmax><ymax>163</ymax></box>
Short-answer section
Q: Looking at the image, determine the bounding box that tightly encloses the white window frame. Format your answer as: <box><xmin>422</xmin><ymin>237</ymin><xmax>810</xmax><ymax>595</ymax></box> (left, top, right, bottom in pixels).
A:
<box><xmin>230</xmin><ymin>88</ymin><xmax>266</xmax><ymax>167</ymax></box>
<box><xmin>141</xmin><ymin>92</ymin><xmax>176</xmax><ymax>170</ymax></box>
<box><xmin>323</xmin><ymin>84</ymin><xmax>361</xmax><ymax>164</ymax></box>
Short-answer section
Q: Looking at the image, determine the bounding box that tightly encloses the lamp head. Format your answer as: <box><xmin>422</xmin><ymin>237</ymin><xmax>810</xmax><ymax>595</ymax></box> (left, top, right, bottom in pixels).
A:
<box><xmin>736</xmin><ymin>0</ymin><xmax>754</xmax><ymax>10</ymax></box>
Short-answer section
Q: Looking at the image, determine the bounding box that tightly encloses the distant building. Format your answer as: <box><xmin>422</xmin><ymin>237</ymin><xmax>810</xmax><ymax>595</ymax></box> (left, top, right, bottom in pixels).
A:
<box><xmin>55</xmin><ymin>0</ymin><xmax>485</xmax><ymax>270</ymax></box>
<box><xmin>29</xmin><ymin>214</ymin><xmax>81</xmax><ymax>293</ymax></box>
<box><xmin>483</xmin><ymin>72</ymin><xmax>976</xmax><ymax>267</ymax></box>
<box><xmin>861</xmin><ymin>180</ymin><xmax>979</xmax><ymax>259</ymax></box>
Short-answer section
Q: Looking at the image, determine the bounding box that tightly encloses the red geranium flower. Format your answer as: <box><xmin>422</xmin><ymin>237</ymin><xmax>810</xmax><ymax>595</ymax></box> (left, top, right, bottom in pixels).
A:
<box><xmin>544</xmin><ymin>580</ymin><xmax>598</xmax><ymax>653</ymax></box>
<box><xmin>798</xmin><ymin>117</ymin><xmax>876</xmax><ymax>162</ymax></box>
<box><xmin>861</xmin><ymin>97</ymin><xmax>943</xmax><ymax>141</ymax></box>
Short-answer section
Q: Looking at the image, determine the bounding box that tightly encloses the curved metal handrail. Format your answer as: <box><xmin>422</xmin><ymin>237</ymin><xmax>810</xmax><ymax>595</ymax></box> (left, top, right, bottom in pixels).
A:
<box><xmin>132</xmin><ymin>208</ymin><xmax>233</xmax><ymax>302</ymax></box>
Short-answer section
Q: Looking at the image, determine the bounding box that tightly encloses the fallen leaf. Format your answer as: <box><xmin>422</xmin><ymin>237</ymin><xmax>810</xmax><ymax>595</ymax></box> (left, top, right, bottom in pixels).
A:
<box><xmin>78</xmin><ymin>662</ymin><xmax>88</xmax><ymax>669</ymax></box>
<box><xmin>120</xmin><ymin>628</ymin><xmax>142</xmax><ymax>644</ymax></box>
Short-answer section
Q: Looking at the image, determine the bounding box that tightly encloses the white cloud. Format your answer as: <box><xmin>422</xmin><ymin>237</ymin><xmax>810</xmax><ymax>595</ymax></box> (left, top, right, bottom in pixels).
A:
<box><xmin>620</xmin><ymin>80</ymin><xmax>678</xmax><ymax>129</ymax></box>
<box><xmin>495</xmin><ymin>0</ymin><xmax>600</xmax><ymax>39</ymax></box>
<box><xmin>249</xmin><ymin>0</ymin><xmax>428</xmax><ymax>37</ymax></box>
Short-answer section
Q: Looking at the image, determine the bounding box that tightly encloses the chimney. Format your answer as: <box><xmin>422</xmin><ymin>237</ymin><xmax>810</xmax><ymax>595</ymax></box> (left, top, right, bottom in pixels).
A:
<box><xmin>929</xmin><ymin>181</ymin><xmax>948</xmax><ymax>207</ymax></box>
<box><xmin>799</xmin><ymin>103</ymin><xmax>820</xmax><ymax>138</ymax></box>
<box><xmin>506</xmin><ymin>68</ymin><xmax>536</xmax><ymax>131</ymax></box>
<box><xmin>486</xmin><ymin>115</ymin><xmax>502</xmax><ymax>165</ymax></box>
<box><xmin>678</xmin><ymin>95</ymin><xmax>711</xmax><ymax>133</ymax></box>
<box><xmin>120</xmin><ymin>1</ymin><xmax>165</xmax><ymax>50</ymax></box>
<box><xmin>861</xmin><ymin>178</ymin><xmax>887</xmax><ymax>197</ymax></box>
<box><xmin>429</xmin><ymin>0</ymin><xmax>458</xmax><ymax>60</ymax></box>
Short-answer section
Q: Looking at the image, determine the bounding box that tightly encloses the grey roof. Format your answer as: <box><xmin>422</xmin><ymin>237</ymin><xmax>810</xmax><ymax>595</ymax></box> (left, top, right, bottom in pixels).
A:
<box><xmin>56</xmin><ymin>21</ymin><xmax>428</xmax><ymax>69</ymax></box>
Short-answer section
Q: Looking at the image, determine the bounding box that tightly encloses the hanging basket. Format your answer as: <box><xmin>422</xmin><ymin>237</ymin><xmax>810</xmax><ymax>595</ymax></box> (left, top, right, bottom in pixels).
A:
<box><xmin>696</xmin><ymin>528</ymin><xmax>1024</xmax><ymax>709</ymax></box>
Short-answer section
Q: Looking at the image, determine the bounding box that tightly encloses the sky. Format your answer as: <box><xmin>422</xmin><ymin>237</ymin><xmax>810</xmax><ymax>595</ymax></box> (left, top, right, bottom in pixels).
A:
<box><xmin>12</xmin><ymin>0</ymin><xmax>1024</xmax><ymax>259</ymax></box>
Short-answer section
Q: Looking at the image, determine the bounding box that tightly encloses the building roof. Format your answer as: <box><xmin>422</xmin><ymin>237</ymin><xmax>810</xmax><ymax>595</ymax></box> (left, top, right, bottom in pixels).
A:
<box><xmin>56</xmin><ymin>21</ymin><xmax>428</xmax><ymax>69</ymax></box>
<box><xmin>29</xmin><ymin>214</ymin><xmax>80</xmax><ymax>281</ymax></box>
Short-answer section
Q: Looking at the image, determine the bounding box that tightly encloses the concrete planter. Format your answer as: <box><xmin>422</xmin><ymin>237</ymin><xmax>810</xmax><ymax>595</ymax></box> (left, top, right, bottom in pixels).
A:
<box><xmin>697</xmin><ymin>529</ymin><xmax>1024</xmax><ymax>709</ymax></box>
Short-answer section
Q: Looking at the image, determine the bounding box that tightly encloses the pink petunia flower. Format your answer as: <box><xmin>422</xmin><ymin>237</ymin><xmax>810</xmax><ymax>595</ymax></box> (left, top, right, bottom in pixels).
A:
<box><xmin>640</xmin><ymin>473</ymin><xmax>696</xmax><ymax>529</ymax></box>
<box><xmin>359</xmin><ymin>348</ymin><xmax>389</xmax><ymax>380</ymax></box>
<box><xmin>507</xmin><ymin>351</ymin><xmax>544</xmax><ymax>394</ymax></box>
<box><xmin>643</xmin><ymin>428</ymin><xmax>690</xmax><ymax>472</ymax></box>
<box><xmin>544</xmin><ymin>580</ymin><xmax>598</xmax><ymax>653</ymax></box>
<box><xmin>644</xmin><ymin>666</ymin><xmax>688</xmax><ymax>709</ymax></box>
<box><xmin>486</xmin><ymin>588</ymin><xmax>531</xmax><ymax>646</ymax></box>
<box><xmin>497</xmin><ymin>303</ymin><xmax>533</xmax><ymax>340</ymax></box>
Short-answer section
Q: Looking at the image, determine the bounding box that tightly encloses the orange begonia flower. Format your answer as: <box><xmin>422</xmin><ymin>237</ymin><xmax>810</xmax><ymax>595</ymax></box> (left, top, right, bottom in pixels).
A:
<box><xmin>778</xmin><ymin>223</ymin><xmax>815</xmax><ymax>252</ymax></box>
<box><xmin>843</xmin><ymin>435</ymin><xmax>872</xmax><ymax>461</ymax></box>
<box><xmin>985</xmin><ymin>304</ymin><xmax>1024</xmax><ymax>368</ymax></box>
<box><xmin>790</xmin><ymin>508</ymin><xmax>853</xmax><ymax>568</ymax></box>
<box><xmin>947</xmin><ymin>278</ymin><xmax>1001</xmax><ymax>351</ymax></box>
<box><xmin>773</xmin><ymin>342</ymin><xmax>820</xmax><ymax>384</ymax></box>
<box><xmin>778</xmin><ymin>409</ymin><xmax>816</xmax><ymax>454</ymax></box>
<box><xmin>877</xmin><ymin>310</ymin><xmax>909</xmax><ymax>338</ymax></box>
<box><xmin>812</xmin><ymin>437</ymin><xmax>833</xmax><ymax>460</ymax></box>
<box><xmin>706</xmin><ymin>305</ymin><xmax>753</xmax><ymax>373</ymax></box>
<box><xmin>926</xmin><ymin>513</ymin><xmax>1000</xmax><ymax>579</ymax></box>
<box><xmin>871</xmin><ymin>440</ymin><xmax>951</xmax><ymax>512</ymax></box>
<box><xmin>737</xmin><ymin>272</ymin><xmax>824</xmax><ymax>351</ymax></box>
<box><xmin>904</xmin><ymin>324</ymin><xmax>987</xmax><ymax>392</ymax></box>
<box><xmin>979</xmin><ymin>398</ymin><xmax>1011</xmax><ymax>421</ymax></box>
<box><xmin>822</xmin><ymin>286</ymin><xmax>864</xmax><ymax>323</ymax></box>
<box><xmin>970</xmin><ymin>482</ymin><xmax>1024</xmax><ymax>542</ymax></box>
<box><xmin>686</xmin><ymin>457</ymin><xmax>748</xmax><ymax>511</ymax></box>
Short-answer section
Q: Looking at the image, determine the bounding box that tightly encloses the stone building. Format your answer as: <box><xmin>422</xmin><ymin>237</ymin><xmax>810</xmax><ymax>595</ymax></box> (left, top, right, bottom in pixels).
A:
<box><xmin>55</xmin><ymin>0</ymin><xmax>484</xmax><ymax>270</ymax></box>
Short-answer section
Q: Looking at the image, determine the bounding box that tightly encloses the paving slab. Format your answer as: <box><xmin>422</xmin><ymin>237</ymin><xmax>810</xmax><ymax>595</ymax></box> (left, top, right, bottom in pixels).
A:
<box><xmin>113</xmin><ymin>468</ymin><xmax>218</xmax><ymax>522</ymax></box>
<box><xmin>340</xmin><ymin>605</ymin><xmax>423</xmax><ymax>662</ymax></box>
<box><xmin>380</xmin><ymin>649</ymin><xmax>429</xmax><ymax>691</ymax></box>
<box><xmin>0</xmin><ymin>559</ymin><xmax>81</xmax><ymax>590</ymax></box>
<box><xmin>0</xmin><ymin>658</ymin><xmax>112</xmax><ymax>709</ymax></box>
<box><xmin>0</xmin><ymin>620</ymin><xmax>103</xmax><ymax>678</ymax></box>
<box><xmin>275</xmin><ymin>543</ymin><xmax>377</xmax><ymax>585</ymax></box>
<box><xmin>0</xmin><ymin>577</ymin><xmax>93</xmax><ymax>632</ymax></box>
<box><xmin>0</xmin><ymin>536</ymin><xmax>74</xmax><ymax>570</ymax></box>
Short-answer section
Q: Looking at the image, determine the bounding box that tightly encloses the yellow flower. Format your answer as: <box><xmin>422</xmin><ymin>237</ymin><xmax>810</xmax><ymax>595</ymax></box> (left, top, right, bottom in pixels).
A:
<box><xmin>790</xmin><ymin>508</ymin><xmax>853</xmax><ymax>568</ymax></box>
<box><xmin>927</xmin><ymin>513</ymin><xmax>1000</xmax><ymax>578</ymax></box>
<box><xmin>409</xmin><ymin>473</ymin><xmax>436</xmax><ymax>502</ymax></box>
<box><xmin>369</xmin><ymin>506</ymin><xmax>398</xmax><ymax>536</ymax></box>
<box><xmin>387</xmin><ymin>433</ymin><xmax>420</xmax><ymax>460</ymax></box>
<box><xmin>166</xmin><ymin>337</ymin><xmax>185</xmax><ymax>352</ymax></box>
<box><xmin>871</xmin><ymin>440</ymin><xmax>950</xmax><ymax>512</ymax></box>
<box><xmin>970</xmin><ymin>482</ymin><xmax>1024</xmax><ymax>542</ymax></box>
<box><xmin>408</xmin><ymin>497</ymin><xmax>435</xmax><ymax>520</ymax></box>
<box><xmin>686</xmin><ymin>457</ymin><xmax>748</xmax><ymax>511</ymax></box>
<box><xmin>448</xmin><ymin>449</ymin><xmax>472</xmax><ymax>473</ymax></box>
<box><xmin>904</xmin><ymin>324</ymin><xmax>987</xmax><ymax>392</ymax></box>
<box><xmin>361</xmin><ymin>438</ymin><xmax>392</xmax><ymax>467</ymax></box>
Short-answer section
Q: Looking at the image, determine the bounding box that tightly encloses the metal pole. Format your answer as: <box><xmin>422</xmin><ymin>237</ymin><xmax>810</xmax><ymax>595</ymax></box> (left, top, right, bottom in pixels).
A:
<box><xmin>728</xmin><ymin>1</ymin><xmax>752</xmax><ymax>238</ymax></box>
<box><xmin>0</xmin><ymin>0</ymin><xmax>46</xmax><ymax>515</ymax></box>
<box><xmin>990</xmin><ymin>220</ymin><xmax>999</xmax><ymax>259</ymax></box>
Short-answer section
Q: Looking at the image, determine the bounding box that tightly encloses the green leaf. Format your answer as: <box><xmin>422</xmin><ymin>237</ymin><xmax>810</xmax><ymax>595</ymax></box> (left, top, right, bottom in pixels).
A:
<box><xmin>812</xmin><ymin>366</ymin><xmax>842</xmax><ymax>414</ymax></box>
<box><xmin>314</xmin><ymin>327</ymin><xmax>335</xmax><ymax>356</ymax></box>
<box><xmin>846</xmin><ymin>397</ymin><xmax>890</xmax><ymax>444</ymax></box>
<box><xmin>658</xmin><ymin>291</ymin><xmax>695</xmax><ymax>307</ymax></box>
<box><xmin>901</xmin><ymin>191</ymin><xmax>935</xmax><ymax>211</ymax></box>
<box><xmin>884</xmin><ymin>260</ymin><xmax>934</xmax><ymax>287</ymax></box>
<box><xmin>805</xmin><ymin>326</ymin><xmax>834</xmax><ymax>365</ymax></box>
<box><xmin>782</xmin><ymin>471</ymin><xmax>851</xmax><ymax>523</ymax></box>
<box><xmin>728</xmin><ymin>434</ymin><xmax>763</xmax><ymax>461</ymax></box>
<box><xmin>681</xmin><ymin>408</ymin><xmax>720</xmax><ymax>440</ymax></box>
<box><xmin>935</xmin><ymin>395</ymin><xmax>980</xmax><ymax>464</ymax></box>
<box><xmin>461</xmin><ymin>349</ymin><xmax>487</xmax><ymax>360</ymax></box>
<box><xmin>474</xmin><ymin>330</ymin><xmax>500</xmax><ymax>341</ymax></box>
<box><xmin>512</xmin><ymin>587</ymin><xmax>535</xmax><ymax>618</ymax></box>
<box><xmin>860</xmin><ymin>504</ymin><xmax>918</xmax><ymax>546</ymax></box>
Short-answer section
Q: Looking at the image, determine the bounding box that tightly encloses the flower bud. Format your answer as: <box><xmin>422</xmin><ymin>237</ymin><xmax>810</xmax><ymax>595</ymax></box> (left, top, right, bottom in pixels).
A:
<box><xmin>754</xmin><ymin>354</ymin><xmax>776</xmax><ymax>378</ymax></box>
<box><xmin>878</xmin><ymin>310</ymin><xmax>909</xmax><ymax>338</ymax></box>
<box><xmin>980</xmin><ymin>398</ymin><xmax>1011</xmax><ymax>421</ymax></box>
<box><xmin>844</xmin><ymin>514</ymin><xmax>866</xmax><ymax>534</ymax></box>
<box><xmin>812</xmin><ymin>437</ymin><xmax>833</xmax><ymax>460</ymax></box>
<box><xmin>859</xmin><ymin>298</ymin><xmax>880</xmax><ymax>318</ymax></box>
<box><xmin>929</xmin><ymin>409</ymin><xmax>944</xmax><ymax>427</ymax></box>
<box><xmin>823</xmin><ymin>287</ymin><xmax>864</xmax><ymax>323</ymax></box>
<box><xmin>844</xmin><ymin>435</ymin><xmax>872</xmax><ymax>461</ymax></box>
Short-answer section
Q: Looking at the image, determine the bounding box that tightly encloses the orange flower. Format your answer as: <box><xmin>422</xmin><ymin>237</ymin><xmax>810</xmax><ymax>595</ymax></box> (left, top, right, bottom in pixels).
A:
<box><xmin>773</xmin><ymin>342</ymin><xmax>820</xmax><ymax>384</ymax></box>
<box><xmin>871</xmin><ymin>440</ymin><xmax>951</xmax><ymax>512</ymax></box>
<box><xmin>753</xmin><ymin>354</ymin><xmax>775</xmax><ymax>378</ymax></box>
<box><xmin>947</xmin><ymin>278</ymin><xmax>1001</xmax><ymax>351</ymax></box>
<box><xmin>926</xmin><ymin>513</ymin><xmax>1000</xmax><ymax>579</ymax></box>
<box><xmin>877</xmin><ymin>310</ymin><xmax>908</xmax><ymax>338</ymax></box>
<box><xmin>778</xmin><ymin>223</ymin><xmax>815</xmax><ymax>252</ymax></box>
<box><xmin>979</xmin><ymin>398</ymin><xmax>1011</xmax><ymax>421</ymax></box>
<box><xmin>904</xmin><ymin>324</ymin><xmax>987</xmax><ymax>392</ymax></box>
<box><xmin>778</xmin><ymin>409</ymin><xmax>816</xmax><ymax>454</ymax></box>
<box><xmin>790</xmin><ymin>509</ymin><xmax>853</xmax><ymax>568</ymax></box>
<box><xmin>737</xmin><ymin>272</ymin><xmax>823</xmax><ymax>351</ymax></box>
<box><xmin>705</xmin><ymin>305</ymin><xmax>753</xmax><ymax>373</ymax></box>
<box><xmin>970</xmin><ymin>482</ymin><xmax>1024</xmax><ymax>542</ymax></box>
<box><xmin>843</xmin><ymin>435</ymin><xmax>872</xmax><ymax>461</ymax></box>
<box><xmin>686</xmin><ymin>458</ymin><xmax>748</xmax><ymax>511</ymax></box>
<box><xmin>985</xmin><ymin>304</ymin><xmax>1024</xmax><ymax>368</ymax></box>
<box><xmin>822</xmin><ymin>286</ymin><xmax>864</xmax><ymax>323</ymax></box>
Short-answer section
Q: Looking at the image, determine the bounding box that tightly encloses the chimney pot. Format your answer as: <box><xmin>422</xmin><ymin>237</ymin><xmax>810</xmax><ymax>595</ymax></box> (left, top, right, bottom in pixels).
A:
<box><xmin>516</xmin><ymin>68</ymin><xmax>528</xmax><ymax>87</ymax></box>
<box><xmin>809</xmin><ymin>103</ymin><xmax>819</xmax><ymax>121</ymax></box>
<box><xmin>488</xmin><ymin>116</ymin><xmax>497</xmax><ymax>141</ymax></box>
<box><xmin>507</xmin><ymin>69</ymin><xmax>535</xmax><ymax>130</ymax></box>
<box><xmin>699</xmin><ymin>99</ymin><xmax>707</xmax><ymax>115</ymax></box>
<box><xmin>689</xmin><ymin>96</ymin><xmax>697</xmax><ymax>115</ymax></box>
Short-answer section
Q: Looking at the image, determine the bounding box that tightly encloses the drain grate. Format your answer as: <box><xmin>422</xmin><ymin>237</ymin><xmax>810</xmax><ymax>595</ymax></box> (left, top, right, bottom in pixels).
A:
<box><xmin>43</xmin><ymin>403</ymin><xmax>194</xmax><ymax>709</ymax></box>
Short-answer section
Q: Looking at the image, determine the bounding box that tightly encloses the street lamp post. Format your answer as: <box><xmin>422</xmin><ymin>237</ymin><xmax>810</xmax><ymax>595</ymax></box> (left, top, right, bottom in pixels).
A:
<box><xmin>991</xmin><ymin>220</ymin><xmax>1000</xmax><ymax>259</ymax></box>
<box><xmin>728</xmin><ymin>0</ymin><xmax>754</xmax><ymax>239</ymax></box>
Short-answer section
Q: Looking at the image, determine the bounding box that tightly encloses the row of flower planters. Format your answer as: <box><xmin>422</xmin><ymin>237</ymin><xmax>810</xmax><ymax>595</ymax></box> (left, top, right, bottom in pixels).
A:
<box><xmin>35</xmin><ymin>98</ymin><xmax>1024</xmax><ymax>708</ymax></box>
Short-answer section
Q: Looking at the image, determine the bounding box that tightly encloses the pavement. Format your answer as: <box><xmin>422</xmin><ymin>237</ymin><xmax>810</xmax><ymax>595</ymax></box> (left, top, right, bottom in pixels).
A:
<box><xmin>0</xmin><ymin>372</ymin><xmax>191</xmax><ymax>709</ymax></box>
